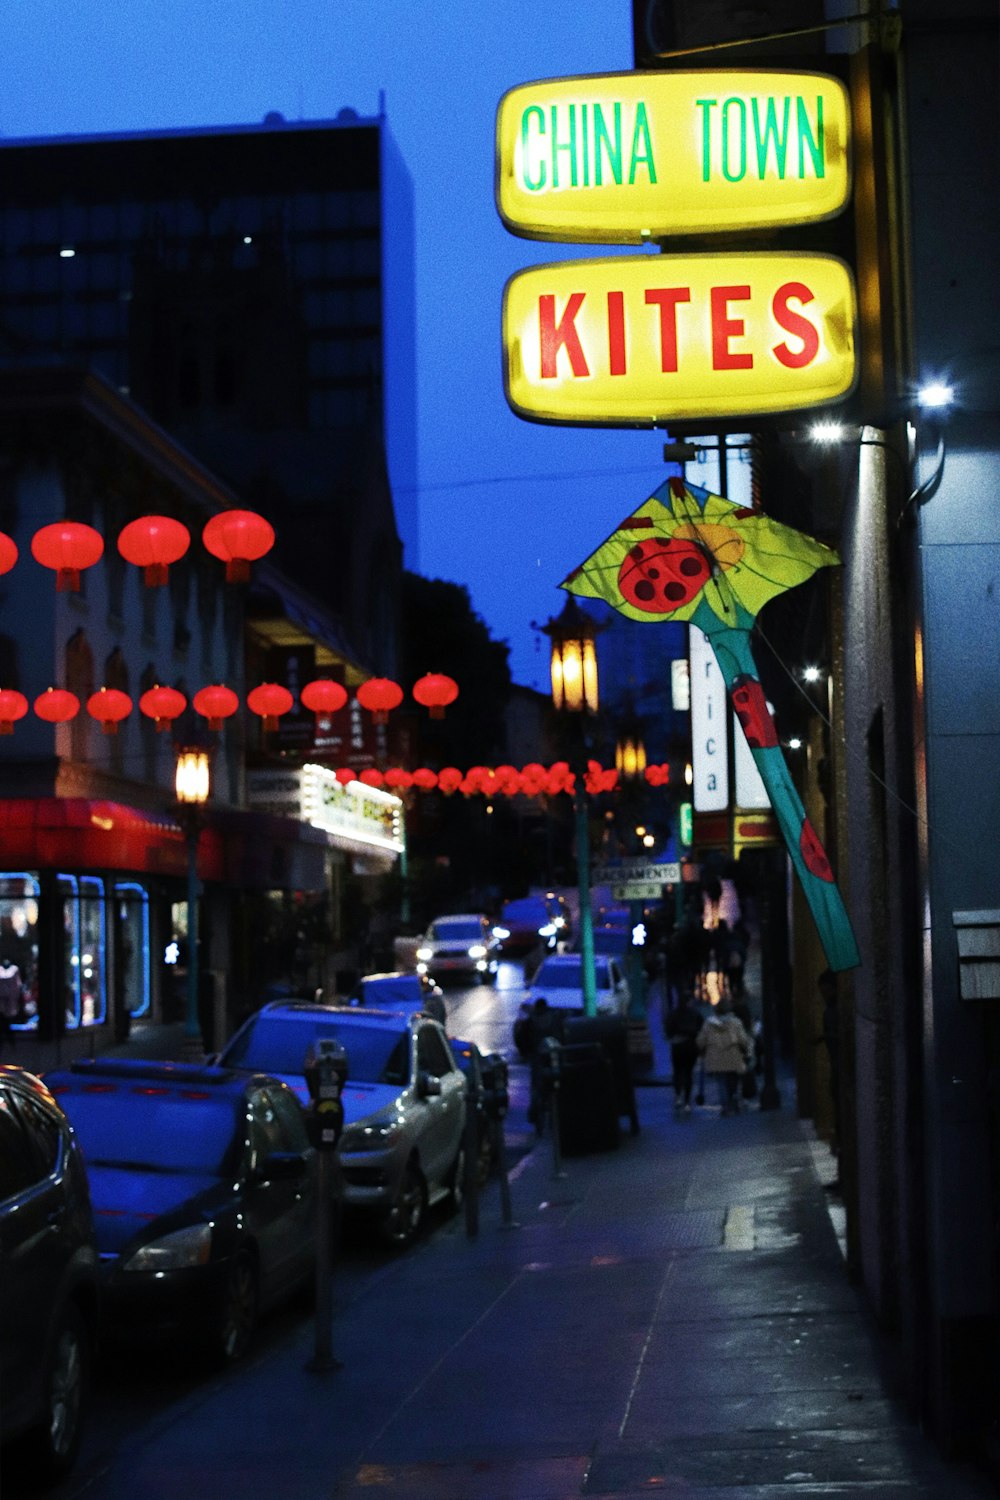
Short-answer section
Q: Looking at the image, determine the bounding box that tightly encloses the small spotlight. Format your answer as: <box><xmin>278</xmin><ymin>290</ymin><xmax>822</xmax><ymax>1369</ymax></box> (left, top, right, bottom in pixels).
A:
<box><xmin>803</xmin><ymin>666</ymin><xmax>823</xmax><ymax>684</ymax></box>
<box><xmin>787</xmin><ymin>737</ymin><xmax>803</xmax><ymax>750</ymax></box>
<box><xmin>917</xmin><ymin>381</ymin><xmax>954</xmax><ymax>410</ymax></box>
<box><xmin>243</xmin><ymin>235</ymin><xmax>253</xmax><ymax>245</ymax></box>
<box><xmin>59</xmin><ymin>247</ymin><xmax>76</xmax><ymax>259</ymax></box>
<box><xmin>809</xmin><ymin>419</ymin><xmax>845</xmax><ymax>444</ymax></box>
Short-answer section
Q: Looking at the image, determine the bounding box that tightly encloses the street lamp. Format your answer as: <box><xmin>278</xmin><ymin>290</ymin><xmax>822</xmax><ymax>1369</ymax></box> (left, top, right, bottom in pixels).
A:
<box><xmin>541</xmin><ymin>597</ymin><xmax>603</xmax><ymax>1017</ymax></box>
<box><xmin>175</xmin><ymin>746</ymin><xmax>210</xmax><ymax>1052</ymax></box>
<box><xmin>614</xmin><ymin>715</ymin><xmax>650</xmax><ymax>1023</ymax></box>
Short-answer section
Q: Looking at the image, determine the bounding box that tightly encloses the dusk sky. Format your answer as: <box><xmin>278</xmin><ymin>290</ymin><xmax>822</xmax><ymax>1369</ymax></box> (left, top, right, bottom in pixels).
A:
<box><xmin>3</xmin><ymin>0</ymin><xmax>672</xmax><ymax>691</ymax></box>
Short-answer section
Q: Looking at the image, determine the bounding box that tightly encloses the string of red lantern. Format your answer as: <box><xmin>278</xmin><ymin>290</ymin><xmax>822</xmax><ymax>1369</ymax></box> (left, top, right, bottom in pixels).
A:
<box><xmin>193</xmin><ymin>684</ymin><xmax>240</xmax><ymax>731</ymax></box>
<box><xmin>411</xmin><ymin>672</ymin><xmax>458</xmax><ymax>718</ymax></box>
<box><xmin>246</xmin><ymin>683</ymin><xmax>294</xmax><ymax>733</ymax></box>
<box><xmin>300</xmin><ymin>678</ymin><xmax>348</xmax><ymax>728</ymax></box>
<box><xmin>86</xmin><ymin>688</ymin><xmax>132</xmax><ymax>735</ymax></box>
<box><xmin>356</xmin><ymin>677</ymin><xmax>403</xmax><ymax>724</ymax></box>
<box><xmin>139</xmin><ymin>685</ymin><xmax>187</xmax><ymax>733</ymax></box>
<box><xmin>32</xmin><ymin>521</ymin><xmax>104</xmax><ymax>592</ymax></box>
<box><xmin>202</xmin><ymin>509</ymin><xmax>275</xmax><ymax>582</ymax></box>
<box><xmin>34</xmin><ymin>688</ymin><xmax>80</xmax><ymax>724</ymax></box>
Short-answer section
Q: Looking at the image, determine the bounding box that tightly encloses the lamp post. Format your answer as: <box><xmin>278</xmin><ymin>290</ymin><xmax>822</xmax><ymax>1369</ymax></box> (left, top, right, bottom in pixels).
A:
<box><xmin>175</xmin><ymin>746</ymin><xmax>210</xmax><ymax>1053</ymax></box>
<box><xmin>614</xmin><ymin>717</ymin><xmax>649</xmax><ymax>1022</ymax></box>
<box><xmin>542</xmin><ymin>597</ymin><xmax>603</xmax><ymax>1018</ymax></box>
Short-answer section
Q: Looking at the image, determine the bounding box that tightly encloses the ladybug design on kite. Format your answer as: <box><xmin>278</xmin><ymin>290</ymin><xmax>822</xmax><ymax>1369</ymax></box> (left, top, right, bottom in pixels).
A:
<box><xmin>618</xmin><ymin>535</ymin><xmax>711</xmax><ymax>614</ymax></box>
<box><xmin>731</xmin><ymin>674</ymin><xmax>779</xmax><ymax>749</ymax></box>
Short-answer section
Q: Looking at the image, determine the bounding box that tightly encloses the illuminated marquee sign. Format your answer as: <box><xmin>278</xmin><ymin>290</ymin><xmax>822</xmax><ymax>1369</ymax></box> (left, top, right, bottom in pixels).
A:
<box><xmin>503</xmin><ymin>251</ymin><xmax>857</xmax><ymax>425</ymax></box>
<box><xmin>496</xmin><ymin>70</ymin><xmax>851</xmax><ymax>242</ymax></box>
<box><xmin>248</xmin><ymin>766</ymin><xmax>404</xmax><ymax>855</ymax></box>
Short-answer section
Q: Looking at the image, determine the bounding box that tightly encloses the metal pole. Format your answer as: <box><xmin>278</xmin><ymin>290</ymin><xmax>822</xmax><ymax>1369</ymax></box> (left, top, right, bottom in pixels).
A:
<box><xmin>185</xmin><ymin>824</ymin><xmax>201</xmax><ymax>1046</ymax></box>
<box><xmin>575</xmin><ymin>782</ymin><xmax>597</xmax><ymax>1017</ymax></box>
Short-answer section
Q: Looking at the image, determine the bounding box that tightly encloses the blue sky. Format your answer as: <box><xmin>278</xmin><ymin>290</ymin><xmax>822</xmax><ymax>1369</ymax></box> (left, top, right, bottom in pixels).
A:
<box><xmin>3</xmin><ymin>0</ymin><xmax>669</xmax><ymax>689</ymax></box>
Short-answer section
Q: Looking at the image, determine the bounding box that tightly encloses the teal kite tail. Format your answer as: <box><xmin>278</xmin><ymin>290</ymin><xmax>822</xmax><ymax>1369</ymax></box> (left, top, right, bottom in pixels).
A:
<box><xmin>711</xmin><ymin>631</ymin><xmax>860</xmax><ymax>973</ymax></box>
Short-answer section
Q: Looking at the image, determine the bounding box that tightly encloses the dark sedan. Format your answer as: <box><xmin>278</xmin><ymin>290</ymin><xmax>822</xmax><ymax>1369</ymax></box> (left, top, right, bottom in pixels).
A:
<box><xmin>45</xmin><ymin>1058</ymin><xmax>318</xmax><ymax>1366</ymax></box>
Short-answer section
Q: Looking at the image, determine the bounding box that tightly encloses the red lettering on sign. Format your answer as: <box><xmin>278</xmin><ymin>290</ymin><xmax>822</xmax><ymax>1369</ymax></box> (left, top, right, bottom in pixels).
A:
<box><xmin>711</xmin><ymin>285</ymin><xmax>753</xmax><ymax>370</ymax></box>
<box><xmin>539</xmin><ymin>293</ymin><xmax>589</xmax><ymax>378</ymax></box>
<box><xmin>771</xmin><ymin>282</ymin><xmax>820</xmax><ymax>369</ymax></box>
<box><xmin>607</xmin><ymin>291</ymin><xmax>626</xmax><ymax>376</ymax></box>
<box><xmin>644</xmin><ymin>288</ymin><xmax>691</xmax><ymax>373</ymax></box>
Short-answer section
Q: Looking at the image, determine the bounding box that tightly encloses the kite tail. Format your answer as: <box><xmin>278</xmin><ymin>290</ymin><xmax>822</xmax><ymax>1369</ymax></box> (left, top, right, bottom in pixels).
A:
<box><xmin>711</xmin><ymin>631</ymin><xmax>860</xmax><ymax>973</ymax></box>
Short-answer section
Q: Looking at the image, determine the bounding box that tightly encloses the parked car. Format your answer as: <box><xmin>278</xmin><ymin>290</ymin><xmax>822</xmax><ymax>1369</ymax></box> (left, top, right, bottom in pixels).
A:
<box><xmin>494</xmin><ymin>893</ymin><xmax>570</xmax><ymax>957</ymax></box>
<box><xmin>350</xmin><ymin>970</ymin><xmax>446</xmax><ymax>1021</ymax></box>
<box><xmin>415</xmin><ymin>914</ymin><xmax>501</xmax><ymax>983</ymax></box>
<box><xmin>526</xmin><ymin>952</ymin><xmax>631</xmax><ymax>1017</ymax></box>
<box><xmin>44</xmin><ymin>1059</ymin><xmax>318</xmax><ymax>1367</ymax></box>
<box><xmin>216</xmin><ymin>1002</ymin><xmax>466</xmax><ymax>1246</ymax></box>
<box><xmin>0</xmin><ymin>1065</ymin><xmax>100</xmax><ymax>1484</ymax></box>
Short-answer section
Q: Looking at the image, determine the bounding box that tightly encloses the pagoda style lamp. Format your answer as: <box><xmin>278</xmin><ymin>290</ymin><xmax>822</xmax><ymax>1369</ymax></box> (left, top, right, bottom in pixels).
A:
<box><xmin>175</xmin><ymin>746</ymin><xmax>210</xmax><ymax>1051</ymax></box>
<box><xmin>541</xmin><ymin>597</ymin><xmax>606</xmax><ymax>1017</ymax></box>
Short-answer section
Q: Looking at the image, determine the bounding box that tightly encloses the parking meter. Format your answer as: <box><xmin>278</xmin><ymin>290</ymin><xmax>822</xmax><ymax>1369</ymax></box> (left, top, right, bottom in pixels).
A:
<box><xmin>304</xmin><ymin>1038</ymin><xmax>347</xmax><ymax>1151</ymax></box>
<box><xmin>538</xmin><ymin>1037</ymin><xmax>566</xmax><ymax>1179</ymax></box>
<box><xmin>304</xmin><ymin>1037</ymin><xmax>347</xmax><ymax>1374</ymax></box>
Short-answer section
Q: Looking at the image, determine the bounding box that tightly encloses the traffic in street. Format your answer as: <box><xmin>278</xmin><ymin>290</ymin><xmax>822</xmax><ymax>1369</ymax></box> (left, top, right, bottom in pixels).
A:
<box><xmin>2</xmin><ymin>962</ymin><xmax>543</xmax><ymax>1500</ymax></box>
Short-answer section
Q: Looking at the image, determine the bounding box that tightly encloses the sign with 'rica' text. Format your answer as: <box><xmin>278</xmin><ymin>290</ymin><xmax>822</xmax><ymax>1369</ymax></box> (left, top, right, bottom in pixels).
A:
<box><xmin>496</xmin><ymin>70</ymin><xmax>851</xmax><ymax>242</ymax></box>
<box><xmin>503</xmin><ymin>251</ymin><xmax>857</xmax><ymax>425</ymax></box>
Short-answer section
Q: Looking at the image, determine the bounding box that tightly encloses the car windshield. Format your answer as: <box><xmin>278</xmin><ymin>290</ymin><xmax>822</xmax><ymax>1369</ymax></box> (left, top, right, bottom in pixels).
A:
<box><xmin>58</xmin><ymin>1091</ymin><xmax>237</xmax><ymax>1175</ymax></box>
<box><xmin>536</xmin><ymin>960</ymin><xmax>610</xmax><ymax>989</ymax></box>
<box><xmin>223</xmin><ymin>1015</ymin><xmax>411</xmax><ymax>1086</ymax></box>
<box><xmin>429</xmin><ymin>920</ymin><xmax>482</xmax><ymax>941</ymax></box>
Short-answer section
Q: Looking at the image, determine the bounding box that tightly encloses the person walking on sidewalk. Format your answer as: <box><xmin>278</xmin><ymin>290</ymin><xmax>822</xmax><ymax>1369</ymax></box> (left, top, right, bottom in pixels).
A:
<box><xmin>696</xmin><ymin>997</ymin><xmax>754</xmax><ymax>1115</ymax></box>
<box><xmin>664</xmin><ymin>992</ymin><xmax>702</xmax><ymax>1112</ymax></box>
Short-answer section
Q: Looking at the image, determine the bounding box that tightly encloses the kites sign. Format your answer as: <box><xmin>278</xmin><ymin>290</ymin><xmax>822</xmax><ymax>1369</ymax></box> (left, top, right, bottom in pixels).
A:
<box><xmin>502</xmin><ymin>251</ymin><xmax>856</xmax><ymax>425</ymax></box>
<box><xmin>496</xmin><ymin>70</ymin><xmax>851</xmax><ymax>243</ymax></box>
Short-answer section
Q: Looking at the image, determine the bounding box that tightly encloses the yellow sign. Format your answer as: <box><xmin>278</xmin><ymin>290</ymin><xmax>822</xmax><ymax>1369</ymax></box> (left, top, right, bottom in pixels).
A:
<box><xmin>496</xmin><ymin>70</ymin><xmax>851</xmax><ymax>242</ymax></box>
<box><xmin>503</xmin><ymin>252</ymin><xmax>857</xmax><ymax>426</ymax></box>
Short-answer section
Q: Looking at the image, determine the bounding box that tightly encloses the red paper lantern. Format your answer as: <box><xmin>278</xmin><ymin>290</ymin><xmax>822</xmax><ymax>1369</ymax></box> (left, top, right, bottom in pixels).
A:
<box><xmin>355</xmin><ymin>677</ymin><xmax>403</xmax><ymax>725</ymax></box>
<box><xmin>335</xmin><ymin>767</ymin><xmax>356</xmax><ymax>785</ymax></box>
<box><xmin>412</xmin><ymin>672</ymin><xmax>458</xmax><ymax>719</ymax></box>
<box><xmin>300</xmin><ymin>678</ymin><xmax>348</xmax><ymax>728</ymax></box>
<box><xmin>494</xmin><ymin>765</ymin><xmax>520</xmax><ymax>795</ymax></box>
<box><xmin>193</xmin><ymin>684</ymin><xmax>239</xmax><ymax>731</ymax></box>
<box><xmin>247</xmin><ymin>682</ymin><xmax>294</xmax><ymax>732</ymax></box>
<box><xmin>411</xmin><ymin>768</ymin><xmax>438</xmax><ymax>790</ymax></box>
<box><xmin>202</xmin><ymin>509</ymin><xmax>275</xmax><ymax>583</ymax></box>
<box><xmin>0</xmin><ymin>689</ymin><xmax>28</xmax><ymax>735</ymax></box>
<box><xmin>359</xmin><ymin>768</ymin><xmax>384</xmax><ymax>788</ymax></box>
<box><xmin>438</xmin><ymin>767</ymin><xmax>463</xmax><ymax>794</ymax></box>
<box><xmin>87</xmin><ymin>687</ymin><xmax>132</xmax><ymax>735</ymax></box>
<box><xmin>383</xmin><ymin>768</ymin><xmax>413</xmax><ymax>790</ymax></box>
<box><xmin>118</xmin><ymin>515</ymin><xmax>191</xmax><ymax>587</ymax></box>
<box><xmin>31</xmin><ymin>521</ymin><xmax>104</xmax><ymax>592</ymax></box>
<box><xmin>139</xmin><ymin>684</ymin><xmax>187</xmax><ymax>733</ymax></box>
<box><xmin>34</xmin><ymin>687</ymin><xmax>80</xmax><ymax>724</ymax></box>
<box><xmin>0</xmin><ymin>532</ymin><xmax>18</xmax><ymax>576</ymax></box>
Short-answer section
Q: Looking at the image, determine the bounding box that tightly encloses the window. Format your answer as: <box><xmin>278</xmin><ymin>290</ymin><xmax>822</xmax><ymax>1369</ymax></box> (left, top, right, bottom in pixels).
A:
<box><xmin>61</xmin><ymin>874</ymin><xmax>107</xmax><ymax>1030</ymax></box>
<box><xmin>416</xmin><ymin>1026</ymin><xmax>452</xmax><ymax>1079</ymax></box>
<box><xmin>0</xmin><ymin>874</ymin><xmax>40</xmax><ymax>1031</ymax></box>
<box><xmin>115</xmin><ymin>882</ymin><xmax>151</xmax><ymax>1019</ymax></box>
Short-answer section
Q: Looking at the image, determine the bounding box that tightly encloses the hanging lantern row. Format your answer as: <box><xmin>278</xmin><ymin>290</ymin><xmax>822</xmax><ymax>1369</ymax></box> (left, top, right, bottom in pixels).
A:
<box><xmin>6</xmin><ymin>670</ymin><xmax>468</xmax><ymax>736</ymax></box>
<box><xmin>329</xmin><ymin>760</ymin><xmax>672</xmax><ymax>797</ymax></box>
<box><xmin>13</xmin><ymin>509</ymin><xmax>276</xmax><ymax>594</ymax></box>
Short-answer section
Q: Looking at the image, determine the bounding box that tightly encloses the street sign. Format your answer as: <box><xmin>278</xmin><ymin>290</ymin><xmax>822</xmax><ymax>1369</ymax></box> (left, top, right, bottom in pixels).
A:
<box><xmin>502</xmin><ymin>251</ymin><xmax>857</xmax><ymax>426</ymax></box>
<box><xmin>496</xmin><ymin>70</ymin><xmax>851</xmax><ymax>243</ymax></box>
<box><xmin>613</xmin><ymin>880</ymin><xmax>670</xmax><ymax>901</ymax></box>
<box><xmin>595</xmin><ymin>861</ymin><xmax>680</xmax><ymax>886</ymax></box>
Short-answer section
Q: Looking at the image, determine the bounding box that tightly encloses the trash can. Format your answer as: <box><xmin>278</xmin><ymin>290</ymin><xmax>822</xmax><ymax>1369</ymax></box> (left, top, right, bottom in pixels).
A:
<box><xmin>556</xmin><ymin>1041</ymin><xmax>620</xmax><ymax>1156</ymax></box>
<box><xmin>563</xmin><ymin>1015</ymin><xmax>639</xmax><ymax>1135</ymax></box>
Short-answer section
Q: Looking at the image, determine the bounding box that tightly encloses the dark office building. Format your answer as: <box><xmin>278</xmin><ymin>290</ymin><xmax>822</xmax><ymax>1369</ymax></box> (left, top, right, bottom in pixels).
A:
<box><xmin>0</xmin><ymin>110</ymin><xmax>417</xmax><ymax>673</ymax></box>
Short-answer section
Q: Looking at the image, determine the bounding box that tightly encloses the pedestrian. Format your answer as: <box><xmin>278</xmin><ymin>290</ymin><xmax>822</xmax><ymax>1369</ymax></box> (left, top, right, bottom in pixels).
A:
<box><xmin>664</xmin><ymin>992</ymin><xmax>702</xmax><ymax>1112</ymax></box>
<box><xmin>696</xmin><ymin>996</ymin><xmax>754</xmax><ymax>1115</ymax></box>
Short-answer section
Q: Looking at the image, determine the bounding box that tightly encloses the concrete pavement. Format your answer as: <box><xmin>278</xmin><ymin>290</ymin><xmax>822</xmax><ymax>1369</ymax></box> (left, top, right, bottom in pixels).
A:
<box><xmin>58</xmin><ymin>1039</ymin><xmax>997</xmax><ymax>1500</ymax></box>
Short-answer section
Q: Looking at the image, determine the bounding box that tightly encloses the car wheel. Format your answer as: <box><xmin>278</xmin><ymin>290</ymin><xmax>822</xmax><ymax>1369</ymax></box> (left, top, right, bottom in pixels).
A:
<box><xmin>211</xmin><ymin>1253</ymin><xmax>259</xmax><ymax>1365</ymax></box>
<box><xmin>19</xmin><ymin>1303</ymin><xmax>89</xmax><ymax>1482</ymax></box>
<box><xmin>381</xmin><ymin>1161</ymin><xmax>427</xmax><ymax>1248</ymax></box>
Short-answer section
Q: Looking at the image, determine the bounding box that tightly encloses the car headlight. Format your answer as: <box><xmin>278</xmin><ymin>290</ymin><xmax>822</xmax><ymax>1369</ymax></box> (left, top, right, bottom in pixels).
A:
<box><xmin>467</xmin><ymin>944</ymin><xmax>487</xmax><ymax>959</ymax></box>
<box><xmin>493</xmin><ymin>926</ymin><xmax>510</xmax><ymax>940</ymax></box>
<box><xmin>538</xmin><ymin>923</ymin><xmax>557</xmax><ymax>938</ymax></box>
<box><xmin>122</xmin><ymin>1222</ymin><xmax>212</xmax><ymax>1272</ymax></box>
<box><xmin>416</xmin><ymin>946</ymin><xmax>433</xmax><ymax>962</ymax></box>
<box><xmin>340</xmin><ymin>1115</ymin><xmax>405</xmax><ymax>1153</ymax></box>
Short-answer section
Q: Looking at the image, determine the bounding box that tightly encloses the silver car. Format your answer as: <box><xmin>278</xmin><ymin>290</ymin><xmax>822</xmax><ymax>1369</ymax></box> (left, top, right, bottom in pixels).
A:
<box><xmin>217</xmin><ymin>1003</ymin><xmax>466</xmax><ymax>1246</ymax></box>
<box><xmin>415</xmin><ymin>913</ymin><xmax>501</xmax><ymax>983</ymax></box>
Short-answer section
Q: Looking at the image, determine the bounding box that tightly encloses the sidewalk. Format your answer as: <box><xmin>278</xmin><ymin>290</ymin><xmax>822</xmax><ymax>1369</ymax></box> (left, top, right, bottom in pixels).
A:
<box><xmin>70</xmin><ymin>1057</ymin><xmax>997</xmax><ymax>1500</ymax></box>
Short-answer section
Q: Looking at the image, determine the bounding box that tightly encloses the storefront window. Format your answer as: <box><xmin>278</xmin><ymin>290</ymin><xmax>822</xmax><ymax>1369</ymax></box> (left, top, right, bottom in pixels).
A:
<box><xmin>61</xmin><ymin>874</ymin><xmax>107</xmax><ymax>1030</ymax></box>
<box><xmin>115</xmin><ymin>882</ymin><xmax>150</xmax><ymax>1019</ymax></box>
<box><xmin>0</xmin><ymin>873</ymin><xmax>40</xmax><ymax>1031</ymax></box>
